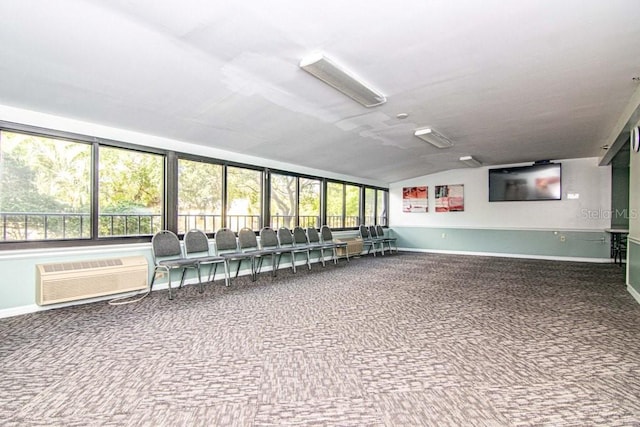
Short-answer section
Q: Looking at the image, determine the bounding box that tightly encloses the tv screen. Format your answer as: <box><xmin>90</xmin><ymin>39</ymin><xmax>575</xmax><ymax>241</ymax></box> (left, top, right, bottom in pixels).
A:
<box><xmin>488</xmin><ymin>163</ymin><xmax>561</xmax><ymax>202</ymax></box>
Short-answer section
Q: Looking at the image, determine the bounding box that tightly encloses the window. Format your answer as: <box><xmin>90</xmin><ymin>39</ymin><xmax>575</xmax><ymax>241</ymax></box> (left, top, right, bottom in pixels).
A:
<box><xmin>326</xmin><ymin>182</ymin><xmax>344</xmax><ymax>229</ymax></box>
<box><xmin>178</xmin><ymin>159</ymin><xmax>223</xmax><ymax>234</ymax></box>
<box><xmin>270</xmin><ymin>173</ymin><xmax>296</xmax><ymax>229</ymax></box>
<box><xmin>364</xmin><ymin>187</ymin><xmax>376</xmax><ymax>225</ymax></box>
<box><xmin>0</xmin><ymin>131</ymin><xmax>91</xmax><ymax>241</ymax></box>
<box><xmin>299</xmin><ymin>178</ymin><xmax>321</xmax><ymax>229</ymax></box>
<box><xmin>377</xmin><ymin>190</ymin><xmax>388</xmax><ymax>226</ymax></box>
<box><xmin>226</xmin><ymin>166</ymin><xmax>262</xmax><ymax>232</ymax></box>
<box><xmin>98</xmin><ymin>146</ymin><xmax>163</xmax><ymax>237</ymax></box>
<box><xmin>345</xmin><ymin>184</ymin><xmax>360</xmax><ymax>228</ymax></box>
<box><xmin>0</xmin><ymin>124</ymin><xmax>389</xmax><ymax>248</ymax></box>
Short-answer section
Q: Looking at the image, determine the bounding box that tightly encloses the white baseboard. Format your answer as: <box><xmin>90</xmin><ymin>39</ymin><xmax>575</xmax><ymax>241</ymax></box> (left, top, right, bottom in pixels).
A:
<box><xmin>397</xmin><ymin>247</ymin><xmax>612</xmax><ymax>263</ymax></box>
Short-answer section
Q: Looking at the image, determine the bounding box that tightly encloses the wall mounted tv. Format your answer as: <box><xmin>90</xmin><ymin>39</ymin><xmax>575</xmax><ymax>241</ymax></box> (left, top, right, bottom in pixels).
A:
<box><xmin>488</xmin><ymin>162</ymin><xmax>561</xmax><ymax>202</ymax></box>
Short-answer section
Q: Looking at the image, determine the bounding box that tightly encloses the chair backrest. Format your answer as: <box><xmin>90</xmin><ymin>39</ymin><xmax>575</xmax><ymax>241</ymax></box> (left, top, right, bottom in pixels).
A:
<box><xmin>260</xmin><ymin>227</ymin><xmax>279</xmax><ymax>249</ymax></box>
<box><xmin>359</xmin><ymin>224</ymin><xmax>370</xmax><ymax>239</ymax></box>
<box><xmin>293</xmin><ymin>226</ymin><xmax>309</xmax><ymax>245</ymax></box>
<box><xmin>215</xmin><ymin>228</ymin><xmax>238</xmax><ymax>253</ymax></box>
<box><xmin>306</xmin><ymin>227</ymin><xmax>321</xmax><ymax>244</ymax></box>
<box><xmin>238</xmin><ymin>227</ymin><xmax>259</xmax><ymax>251</ymax></box>
<box><xmin>277</xmin><ymin>227</ymin><xmax>294</xmax><ymax>246</ymax></box>
<box><xmin>320</xmin><ymin>225</ymin><xmax>334</xmax><ymax>243</ymax></box>
<box><xmin>152</xmin><ymin>230</ymin><xmax>182</xmax><ymax>260</ymax></box>
<box><xmin>184</xmin><ymin>229</ymin><xmax>211</xmax><ymax>256</ymax></box>
<box><xmin>369</xmin><ymin>225</ymin><xmax>378</xmax><ymax>238</ymax></box>
<box><xmin>376</xmin><ymin>225</ymin><xmax>385</xmax><ymax>238</ymax></box>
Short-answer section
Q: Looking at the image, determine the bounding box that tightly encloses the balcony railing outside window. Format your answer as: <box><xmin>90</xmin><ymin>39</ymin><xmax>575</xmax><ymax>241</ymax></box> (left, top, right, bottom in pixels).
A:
<box><xmin>1</xmin><ymin>212</ymin><xmax>365</xmax><ymax>241</ymax></box>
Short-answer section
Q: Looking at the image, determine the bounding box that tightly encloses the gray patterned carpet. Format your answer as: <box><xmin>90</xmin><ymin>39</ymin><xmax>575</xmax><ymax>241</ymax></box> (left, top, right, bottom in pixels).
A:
<box><xmin>1</xmin><ymin>252</ymin><xmax>639</xmax><ymax>426</ymax></box>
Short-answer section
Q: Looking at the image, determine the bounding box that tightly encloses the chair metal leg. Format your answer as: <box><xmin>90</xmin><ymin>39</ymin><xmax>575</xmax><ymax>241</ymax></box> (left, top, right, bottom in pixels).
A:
<box><xmin>197</xmin><ymin>265</ymin><xmax>204</xmax><ymax>293</ymax></box>
<box><xmin>224</xmin><ymin>260</ymin><xmax>231</xmax><ymax>286</ymax></box>
<box><xmin>235</xmin><ymin>259</ymin><xmax>242</xmax><ymax>278</ymax></box>
<box><xmin>291</xmin><ymin>252</ymin><xmax>298</xmax><ymax>274</ymax></box>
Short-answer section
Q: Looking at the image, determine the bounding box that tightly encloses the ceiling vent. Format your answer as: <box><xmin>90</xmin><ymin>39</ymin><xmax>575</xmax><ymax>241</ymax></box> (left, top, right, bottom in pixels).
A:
<box><xmin>299</xmin><ymin>53</ymin><xmax>386</xmax><ymax>107</ymax></box>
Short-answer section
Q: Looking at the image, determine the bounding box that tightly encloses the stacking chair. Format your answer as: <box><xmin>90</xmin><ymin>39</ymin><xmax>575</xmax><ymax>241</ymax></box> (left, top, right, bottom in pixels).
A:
<box><xmin>369</xmin><ymin>225</ymin><xmax>387</xmax><ymax>256</ymax></box>
<box><xmin>150</xmin><ymin>230</ymin><xmax>200</xmax><ymax>300</ymax></box>
<box><xmin>376</xmin><ymin>225</ymin><xmax>398</xmax><ymax>254</ymax></box>
<box><xmin>277</xmin><ymin>227</ymin><xmax>311</xmax><ymax>272</ymax></box>
<box><xmin>359</xmin><ymin>224</ymin><xmax>379</xmax><ymax>257</ymax></box>
<box><xmin>183</xmin><ymin>229</ymin><xmax>230</xmax><ymax>287</ymax></box>
<box><xmin>214</xmin><ymin>228</ymin><xmax>258</xmax><ymax>284</ymax></box>
<box><xmin>257</xmin><ymin>227</ymin><xmax>295</xmax><ymax>276</ymax></box>
<box><xmin>237</xmin><ymin>228</ymin><xmax>272</xmax><ymax>279</ymax></box>
<box><xmin>306</xmin><ymin>227</ymin><xmax>337</xmax><ymax>266</ymax></box>
<box><xmin>292</xmin><ymin>226</ymin><xmax>325</xmax><ymax>267</ymax></box>
<box><xmin>321</xmin><ymin>225</ymin><xmax>349</xmax><ymax>263</ymax></box>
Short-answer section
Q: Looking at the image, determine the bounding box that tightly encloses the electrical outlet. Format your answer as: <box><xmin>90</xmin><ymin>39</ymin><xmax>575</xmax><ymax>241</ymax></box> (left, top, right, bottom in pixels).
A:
<box><xmin>441</xmin><ymin>233</ymin><xmax>446</xmax><ymax>238</ymax></box>
<box><xmin>560</xmin><ymin>235</ymin><xmax>566</xmax><ymax>242</ymax></box>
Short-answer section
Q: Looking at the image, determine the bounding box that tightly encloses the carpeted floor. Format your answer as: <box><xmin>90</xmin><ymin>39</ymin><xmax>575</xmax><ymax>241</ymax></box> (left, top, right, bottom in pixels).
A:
<box><xmin>1</xmin><ymin>252</ymin><xmax>639</xmax><ymax>426</ymax></box>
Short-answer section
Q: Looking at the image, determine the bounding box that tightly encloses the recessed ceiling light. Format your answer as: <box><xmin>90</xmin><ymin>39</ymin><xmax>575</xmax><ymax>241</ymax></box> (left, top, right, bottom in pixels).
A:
<box><xmin>396</xmin><ymin>113</ymin><xmax>409</xmax><ymax>119</ymax></box>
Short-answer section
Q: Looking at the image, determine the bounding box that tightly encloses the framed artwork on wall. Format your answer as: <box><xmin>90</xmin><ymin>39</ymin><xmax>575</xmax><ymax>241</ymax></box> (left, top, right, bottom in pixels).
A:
<box><xmin>402</xmin><ymin>186</ymin><xmax>428</xmax><ymax>213</ymax></box>
<box><xmin>435</xmin><ymin>184</ymin><xmax>464</xmax><ymax>212</ymax></box>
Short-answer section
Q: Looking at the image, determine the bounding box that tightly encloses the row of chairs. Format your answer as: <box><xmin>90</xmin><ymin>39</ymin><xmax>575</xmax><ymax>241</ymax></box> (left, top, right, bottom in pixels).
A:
<box><xmin>149</xmin><ymin>226</ymin><xmax>349</xmax><ymax>300</ymax></box>
<box><xmin>359</xmin><ymin>224</ymin><xmax>398</xmax><ymax>256</ymax></box>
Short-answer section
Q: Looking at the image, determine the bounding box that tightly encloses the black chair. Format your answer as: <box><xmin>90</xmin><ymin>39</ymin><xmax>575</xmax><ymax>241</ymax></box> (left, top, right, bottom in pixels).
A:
<box><xmin>321</xmin><ymin>225</ymin><xmax>349</xmax><ymax>262</ymax></box>
<box><xmin>376</xmin><ymin>225</ymin><xmax>398</xmax><ymax>254</ymax></box>
<box><xmin>277</xmin><ymin>227</ymin><xmax>311</xmax><ymax>272</ymax></box>
<box><xmin>150</xmin><ymin>230</ymin><xmax>200</xmax><ymax>300</ymax></box>
<box><xmin>306</xmin><ymin>227</ymin><xmax>337</xmax><ymax>266</ymax></box>
<box><xmin>214</xmin><ymin>228</ymin><xmax>258</xmax><ymax>284</ymax></box>
<box><xmin>369</xmin><ymin>225</ymin><xmax>387</xmax><ymax>256</ymax></box>
<box><xmin>359</xmin><ymin>224</ymin><xmax>378</xmax><ymax>256</ymax></box>
<box><xmin>613</xmin><ymin>234</ymin><xmax>628</xmax><ymax>266</ymax></box>
<box><xmin>258</xmin><ymin>227</ymin><xmax>295</xmax><ymax>276</ymax></box>
<box><xmin>237</xmin><ymin>227</ymin><xmax>273</xmax><ymax>279</ymax></box>
<box><xmin>183</xmin><ymin>229</ymin><xmax>230</xmax><ymax>287</ymax></box>
<box><xmin>293</xmin><ymin>226</ymin><xmax>324</xmax><ymax>267</ymax></box>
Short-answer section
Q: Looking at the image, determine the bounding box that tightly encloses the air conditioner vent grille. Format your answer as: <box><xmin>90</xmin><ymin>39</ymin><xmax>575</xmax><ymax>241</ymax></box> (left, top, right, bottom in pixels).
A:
<box><xmin>42</xmin><ymin>258</ymin><xmax>123</xmax><ymax>273</ymax></box>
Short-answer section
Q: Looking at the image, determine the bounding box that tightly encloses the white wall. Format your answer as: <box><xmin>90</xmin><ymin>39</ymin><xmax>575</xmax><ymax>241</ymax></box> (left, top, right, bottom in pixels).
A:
<box><xmin>389</xmin><ymin>157</ymin><xmax>611</xmax><ymax>231</ymax></box>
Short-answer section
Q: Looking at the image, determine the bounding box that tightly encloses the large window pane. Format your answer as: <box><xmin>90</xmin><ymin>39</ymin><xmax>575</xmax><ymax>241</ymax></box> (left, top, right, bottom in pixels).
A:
<box><xmin>178</xmin><ymin>159</ymin><xmax>222</xmax><ymax>234</ymax></box>
<box><xmin>345</xmin><ymin>184</ymin><xmax>360</xmax><ymax>228</ymax></box>
<box><xmin>299</xmin><ymin>178</ymin><xmax>320</xmax><ymax>229</ymax></box>
<box><xmin>377</xmin><ymin>190</ymin><xmax>388</xmax><ymax>226</ymax></box>
<box><xmin>270</xmin><ymin>173</ymin><xmax>296</xmax><ymax>230</ymax></box>
<box><xmin>99</xmin><ymin>146</ymin><xmax>163</xmax><ymax>237</ymax></box>
<box><xmin>0</xmin><ymin>131</ymin><xmax>91</xmax><ymax>241</ymax></box>
<box><xmin>226</xmin><ymin>166</ymin><xmax>262</xmax><ymax>232</ymax></box>
<box><xmin>326</xmin><ymin>182</ymin><xmax>344</xmax><ymax>229</ymax></box>
<box><xmin>364</xmin><ymin>188</ymin><xmax>376</xmax><ymax>225</ymax></box>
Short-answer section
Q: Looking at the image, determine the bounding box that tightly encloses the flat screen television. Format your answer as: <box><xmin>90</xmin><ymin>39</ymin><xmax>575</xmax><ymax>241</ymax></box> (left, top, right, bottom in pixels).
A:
<box><xmin>488</xmin><ymin>162</ymin><xmax>561</xmax><ymax>202</ymax></box>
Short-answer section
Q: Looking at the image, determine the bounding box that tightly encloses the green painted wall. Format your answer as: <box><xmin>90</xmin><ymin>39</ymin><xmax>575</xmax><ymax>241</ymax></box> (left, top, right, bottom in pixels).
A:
<box><xmin>611</xmin><ymin>164</ymin><xmax>630</xmax><ymax>229</ymax></box>
<box><xmin>392</xmin><ymin>226</ymin><xmax>609</xmax><ymax>259</ymax></box>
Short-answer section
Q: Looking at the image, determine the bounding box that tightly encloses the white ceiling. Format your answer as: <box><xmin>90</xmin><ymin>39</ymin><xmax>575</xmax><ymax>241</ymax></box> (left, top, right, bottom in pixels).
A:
<box><xmin>1</xmin><ymin>0</ymin><xmax>639</xmax><ymax>183</ymax></box>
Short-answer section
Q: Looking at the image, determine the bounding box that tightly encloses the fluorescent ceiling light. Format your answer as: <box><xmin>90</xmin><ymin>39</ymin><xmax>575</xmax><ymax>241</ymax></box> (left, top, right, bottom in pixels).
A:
<box><xmin>459</xmin><ymin>155</ymin><xmax>482</xmax><ymax>167</ymax></box>
<box><xmin>414</xmin><ymin>128</ymin><xmax>454</xmax><ymax>148</ymax></box>
<box><xmin>299</xmin><ymin>53</ymin><xmax>386</xmax><ymax>107</ymax></box>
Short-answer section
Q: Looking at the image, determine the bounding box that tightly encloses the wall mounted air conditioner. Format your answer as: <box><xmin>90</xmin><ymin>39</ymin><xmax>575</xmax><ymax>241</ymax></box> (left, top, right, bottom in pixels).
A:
<box><xmin>36</xmin><ymin>256</ymin><xmax>148</xmax><ymax>305</ymax></box>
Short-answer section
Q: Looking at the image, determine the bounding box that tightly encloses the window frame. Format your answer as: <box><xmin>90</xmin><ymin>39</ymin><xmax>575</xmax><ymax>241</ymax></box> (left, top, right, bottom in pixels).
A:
<box><xmin>0</xmin><ymin>120</ymin><xmax>389</xmax><ymax>249</ymax></box>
